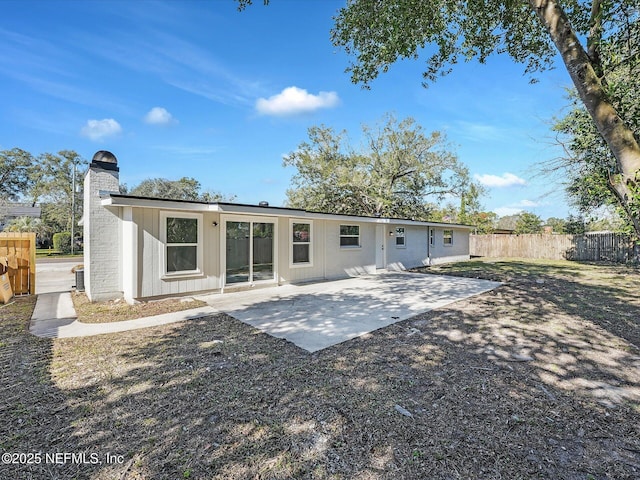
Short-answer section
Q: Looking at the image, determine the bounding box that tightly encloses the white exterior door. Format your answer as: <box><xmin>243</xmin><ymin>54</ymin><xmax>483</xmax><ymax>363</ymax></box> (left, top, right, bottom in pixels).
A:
<box><xmin>375</xmin><ymin>224</ymin><xmax>385</xmax><ymax>269</ymax></box>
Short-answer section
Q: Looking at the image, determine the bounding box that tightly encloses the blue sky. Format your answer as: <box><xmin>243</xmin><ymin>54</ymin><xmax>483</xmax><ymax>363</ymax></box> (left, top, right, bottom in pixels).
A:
<box><xmin>1</xmin><ymin>0</ymin><xmax>576</xmax><ymax>220</ymax></box>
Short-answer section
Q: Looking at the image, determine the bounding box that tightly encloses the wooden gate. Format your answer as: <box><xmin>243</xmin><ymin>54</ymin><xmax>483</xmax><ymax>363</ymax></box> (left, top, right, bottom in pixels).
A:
<box><xmin>0</xmin><ymin>232</ymin><xmax>36</xmax><ymax>295</ymax></box>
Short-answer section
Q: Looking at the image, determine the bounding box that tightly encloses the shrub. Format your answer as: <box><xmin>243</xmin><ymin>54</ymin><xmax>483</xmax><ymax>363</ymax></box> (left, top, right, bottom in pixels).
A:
<box><xmin>53</xmin><ymin>232</ymin><xmax>72</xmax><ymax>254</ymax></box>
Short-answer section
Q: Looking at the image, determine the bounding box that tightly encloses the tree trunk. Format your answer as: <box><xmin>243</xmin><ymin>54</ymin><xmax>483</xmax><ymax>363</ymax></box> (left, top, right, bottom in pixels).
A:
<box><xmin>529</xmin><ymin>0</ymin><xmax>640</xmax><ymax>237</ymax></box>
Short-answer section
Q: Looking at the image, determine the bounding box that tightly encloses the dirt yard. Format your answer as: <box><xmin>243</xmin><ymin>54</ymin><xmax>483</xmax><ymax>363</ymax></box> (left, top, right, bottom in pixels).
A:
<box><xmin>1</xmin><ymin>258</ymin><xmax>639</xmax><ymax>479</ymax></box>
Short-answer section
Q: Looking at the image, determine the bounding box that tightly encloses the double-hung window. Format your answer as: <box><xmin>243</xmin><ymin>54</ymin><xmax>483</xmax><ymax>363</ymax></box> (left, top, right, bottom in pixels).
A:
<box><xmin>291</xmin><ymin>221</ymin><xmax>312</xmax><ymax>266</ymax></box>
<box><xmin>443</xmin><ymin>229</ymin><xmax>453</xmax><ymax>246</ymax></box>
<box><xmin>395</xmin><ymin>227</ymin><xmax>406</xmax><ymax>247</ymax></box>
<box><xmin>161</xmin><ymin>212</ymin><xmax>203</xmax><ymax>276</ymax></box>
<box><xmin>340</xmin><ymin>225</ymin><xmax>360</xmax><ymax>247</ymax></box>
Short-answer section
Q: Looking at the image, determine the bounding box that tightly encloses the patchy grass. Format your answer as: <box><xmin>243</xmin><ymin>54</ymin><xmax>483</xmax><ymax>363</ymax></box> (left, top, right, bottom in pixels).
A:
<box><xmin>71</xmin><ymin>292</ymin><xmax>208</xmax><ymax>323</ymax></box>
<box><xmin>1</xmin><ymin>259</ymin><xmax>639</xmax><ymax>479</ymax></box>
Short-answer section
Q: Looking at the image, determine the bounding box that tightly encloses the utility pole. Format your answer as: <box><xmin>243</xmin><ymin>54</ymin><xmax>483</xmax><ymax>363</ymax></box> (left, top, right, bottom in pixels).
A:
<box><xmin>71</xmin><ymin>160</ymin><xmax>76</xmax><ymax>255</ymax></box>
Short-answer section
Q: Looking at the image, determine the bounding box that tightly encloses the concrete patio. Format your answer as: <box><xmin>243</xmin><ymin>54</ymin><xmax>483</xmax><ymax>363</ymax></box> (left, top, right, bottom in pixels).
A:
<box><xmin>30</xmin><ymin>263</ymin><xmax>500</xmax><ymax>352</ymax></box>
<box><xmin>196</xmin><ymin>272</ymin><xmax>501</xmax><ymax>352</ymax></box>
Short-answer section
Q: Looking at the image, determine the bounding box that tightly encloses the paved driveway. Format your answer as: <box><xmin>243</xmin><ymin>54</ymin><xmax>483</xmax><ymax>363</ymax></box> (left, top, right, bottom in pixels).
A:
<box><xmin>197</xmin><ymin>272</ymin><xmax>500</xmax><ymax>352</ymax></box>
<box><xmin>36</xmin><ymin>259</ymin><xmax>77</xmax><ymax>294</ymax></box>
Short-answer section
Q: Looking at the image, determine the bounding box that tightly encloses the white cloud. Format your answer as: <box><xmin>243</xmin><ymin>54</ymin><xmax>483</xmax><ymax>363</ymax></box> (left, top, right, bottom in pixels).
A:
<box><xmin>144</xmin><ymin>107</ymin><xmax>176</xmax><ymax>125</ymax></box>
<box><xmin>255</xmin><ymin>86</ymin><xmax>339</xmax><ymax>116</ymax></box>
<box><xmin>80</xmin><ymin>118</ymin><xmax>122</xmax><ymax>141</ymax></box>
<box><xmin>474</xmin><ymin>172</ymin><xmax>527</xmax><ymax>188</ymax></box>
<box><xmin>493</xmin><ymin>207</ymin><xmax>525</xmax><ymax>217</ymax></box>
<box><xmin>493</xmin><ymin>200</ymin><xmax>541</xmax><ymax>217</ymax></box>
<box><xmin>457</xmin><ymin>121</ymin><xmax>505</xmax><ymax>142</ymax></box>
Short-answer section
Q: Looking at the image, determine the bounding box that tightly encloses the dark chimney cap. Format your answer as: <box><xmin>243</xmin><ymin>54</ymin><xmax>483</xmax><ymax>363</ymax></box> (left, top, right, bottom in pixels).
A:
<box><xmin>90</xmin><ymin>150</ymin><xmax>119</xmax><ymax>172</ymax></box>
<box><xmin>258</xmin><ymin>201</ymin><xmax>269</xmax><ymax>207</ymax></box>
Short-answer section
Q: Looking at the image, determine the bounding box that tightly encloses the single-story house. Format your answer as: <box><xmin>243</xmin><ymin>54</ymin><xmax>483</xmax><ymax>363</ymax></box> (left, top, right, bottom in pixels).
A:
<box><xmin>83</xmin><ymin>151</ymin><xmax>472</xmax><ymax>303</ymax></box>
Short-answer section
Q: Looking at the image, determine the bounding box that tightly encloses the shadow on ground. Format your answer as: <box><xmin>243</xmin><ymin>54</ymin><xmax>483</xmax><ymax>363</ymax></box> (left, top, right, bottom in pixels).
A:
<box><xmin>1</xmin><ymin>259</ymin><xmax>639</xmax><ymax>479</ymax></box>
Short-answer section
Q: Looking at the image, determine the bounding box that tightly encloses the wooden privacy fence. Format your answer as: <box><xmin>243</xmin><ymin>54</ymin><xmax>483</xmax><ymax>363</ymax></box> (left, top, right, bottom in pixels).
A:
<box><xmin>0</xmin><ymin>232</ymin><xmax>36</xmax><ymax>295</ymax></box>
<box><xmin>470</xmin><ymin>233</ymin><xmax>640</xmax><ymax>263</ymax></box>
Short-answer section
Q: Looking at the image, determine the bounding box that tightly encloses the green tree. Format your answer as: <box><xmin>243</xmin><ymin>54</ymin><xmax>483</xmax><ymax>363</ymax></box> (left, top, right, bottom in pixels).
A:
<box><xmin>284</xmin><ymin>115</ymin><xmax>475</xmax><ymax>219</ymax></box>
<box><xmin>458</xmin><ymin>183</ymin><xmax>488</xmax><ymax>226</ymax></box>
<box><xmin>545</xmin><ymin>217</ymin><xmax>566</xmax><ymax>234</ymax></box>
<box><xmin>0</xmin><ymin>148</ymin><xmax>35</xmax><ymax>201</ymax></box>
<box><xmin>426</xmin><ymin>202</ymin><xmax>460</xmax><ymax>223</ymax></box>
<box><xmin>515</xmin><ymin>212</ymin><xmax>544</xmax><ymax>234</ymax></box>
<box><xmin>128</xmin><ymin>177</ymin><xmax>235</xmax><ymax>202</ymax></box>
<box><xmin>330</xmin><ymin>0</ymin><xmax>640</xmax><ymax>237</ymax></box>
<box><xmin>471</xmin><ymin>211</ymin><xmax>498</xmax><ymax>234</ymax></box>
<box><xmin>4</xmin><ymin>216</ymin><xmax>43</xmax><ymax>232</ymax></box>
<box><xmin>565</xmin><ymin>214</ymin><xmax>587</xmax><ymax>234</ymax></box>
<box><xmin>31</xmin><ymin>151</ymin><xmax>87</xmax><ymax>238</ymax></box>
<box><xmin>427</xmin><ymin>184</ymin><xmax>493</xmax><ymax>231</ymax></box>
<box><xmin>130</xmin><ymin>177</ymin><xmax>202</xmax><ymax>200</ymax></box>
<box><xmin>3</xmin><ymin>216</ymin><xmax>50</xmax><ymax>243</ymax></box>
<box><xmin>550</xmin><ymin>53</ymin><xmax>639</xmax><ymax>232</ymax></box>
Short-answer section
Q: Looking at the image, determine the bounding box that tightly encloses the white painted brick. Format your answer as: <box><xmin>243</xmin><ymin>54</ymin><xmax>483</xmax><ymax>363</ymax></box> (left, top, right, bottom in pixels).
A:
<box><xmin>83</xmin><ymin>167</ymin><xmax>122</xmax><ymax>301</ymax></box>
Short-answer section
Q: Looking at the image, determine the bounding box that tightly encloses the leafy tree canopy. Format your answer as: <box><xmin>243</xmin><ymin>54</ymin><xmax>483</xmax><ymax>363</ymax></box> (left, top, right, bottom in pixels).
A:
<box><xmin>565</xmin><ymin>214</ymin><xmax>587</xmax><ymax>234</ymax></box>
<box><xmin>330</xmin><ymin>0</ymin><xmax>640</xmax><ymax>237</ymax></box>
<box><xmin>0</xmin><ymin>148</ymin><xmax>35</xmax><ymax>201</ymax></box>
<box><xmin>30</xmin><ymin>150</ymin><xmax>87</xmax><ymax>236</ymax></box>
<box><xmin>515</xmin><ymin>212</ymin><xmax>544</xmax><ymax>234</ymax></box>
<box><xmin>545</xmin><ymin>216</ymin><xmax>567</xmax><ymax>234</ymax></box>
<box><xmin>284</xmin><ymin>114</ymin><xmax>478</xmax><ymax>220</ymax></box>
<box><xmin>128</xmin><ymin>177</ymin><xmax>236</xmax><ymax>203</ymax></box>
<box><xmin>3</xmin><ymin>216</ymin><xmax>49</xmax><ymax>241</ymax></box>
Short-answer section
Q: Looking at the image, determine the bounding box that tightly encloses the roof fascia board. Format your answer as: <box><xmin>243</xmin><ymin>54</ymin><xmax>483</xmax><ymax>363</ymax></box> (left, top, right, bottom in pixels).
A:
<box><xmin>100</xmin><ymin>194</ymin><xmax>472</xmax><ymax>229</ymax></box>
<box><xmin>101</xmin><ymin>196</ymin><xmax>212</xmax><ymax>211</ymax></box>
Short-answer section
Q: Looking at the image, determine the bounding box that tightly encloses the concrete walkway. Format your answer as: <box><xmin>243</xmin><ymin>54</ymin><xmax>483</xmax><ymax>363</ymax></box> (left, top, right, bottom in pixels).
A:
<box><xmin>29</xmin><ymin>302</ymin><xmax>217</xmax><ymax>338</ymax></box>
<box><xmin>30</xmin><ymin>269</ymin><xmax>500</xmax><ymax>352</ymax></box>
<box><xmin>30</xmin><ymin>259</ymin><xmax>217</xmax><ymax>339</ymax></box>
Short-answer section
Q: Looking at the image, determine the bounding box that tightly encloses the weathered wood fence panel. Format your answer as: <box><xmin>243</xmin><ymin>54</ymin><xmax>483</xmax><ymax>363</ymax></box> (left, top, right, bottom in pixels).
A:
<box><xmin>566</xmin><ymin>233</ymin><xmax>639</xmax><ymax>263</ymax></box>
<box><xmin>470</xmin><ymin>233</ymin><xmax>639</xmax><ymax>263</ymax></box>
<box><xmin>0</xmin><ymin>232</ymin><xmax>36</xmax><ymax>294</ymax></box>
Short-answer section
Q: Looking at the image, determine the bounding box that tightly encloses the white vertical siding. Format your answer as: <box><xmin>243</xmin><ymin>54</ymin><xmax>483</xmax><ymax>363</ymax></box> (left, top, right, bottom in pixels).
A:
<box><xmin>122</xmin><ymin>206</ymin><xmax>138</xmax><ymax>302</ymax></box>
<box><xmin>136</xmin><ymin>208</ymin><xmax>221</xmax><ymax>299</ymax></box>
<box><xmin>128</xmin><ymin>206</ymin><xmax>470</xmax><ymax>299</ymax></box>
<box><xmin>280</xmin><ymin>219</ymin><xmax>327</xmax><ymax>283</ymax></box>
<box><xmin>429</xmin><ymin>226</ymin><xmax>470</xmax><ymax>264</ymax></box>
<box><xmin>324</xmin><ymin>220</ymin><xmax>376</xmax><ymax>278</ymax></box>
<box><xmin>385</xmin><ymin>224</ymin><xmax>429</xmax><ymax>270</ymax></box>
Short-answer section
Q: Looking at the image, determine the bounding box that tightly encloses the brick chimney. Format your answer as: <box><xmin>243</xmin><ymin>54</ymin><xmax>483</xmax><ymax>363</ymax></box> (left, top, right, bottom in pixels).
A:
<box><xmin>83</xmin><ymin>151</ymin><xmax>122</xmax><ymax>301</ymax></box>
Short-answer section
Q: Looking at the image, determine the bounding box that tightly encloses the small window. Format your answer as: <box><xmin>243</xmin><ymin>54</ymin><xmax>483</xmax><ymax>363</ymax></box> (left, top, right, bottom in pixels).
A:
<box><xmin>443</xmin><ymin>229</ymin><xmax>453</xmax><ymax>246</ymax></box>
<box><xmin>291</xmin><ymin>221</ymin><xmax>312</xmax><ymax>265</ymax></box>
<box><xmin>429</xmin><ymin>229</ymin><xmax>435</xmax><ymax>246</ymax></box>
<box><xmin>395</xmin><ymin>227</ymin><xmax>405</xmax><ymax>247</ymax></box>
<box><xmin>161</xmin><ymin>212</ymin><xmax>202</xmax><ymax>276</ymax></box>
<box><xmin>340</xmin><ymin>225</ymin><xmax>360</xmax><ymax>247</ymax></box>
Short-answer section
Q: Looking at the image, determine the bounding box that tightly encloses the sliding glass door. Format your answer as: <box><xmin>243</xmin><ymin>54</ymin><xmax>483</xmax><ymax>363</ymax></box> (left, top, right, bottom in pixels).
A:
<box><xmin>225</xmin><ymin>221</ymin><xmax>250</xmax><ymax>284</ymax></box>
<box><xmin>225</xmin><ymin>220</ymin><xmax>275</xmax><ymax>285</ymax></box>
<box><xmin>252</xmin><ymin>222</ymin><xmax>274</xmax><ymax>281</ymax></box>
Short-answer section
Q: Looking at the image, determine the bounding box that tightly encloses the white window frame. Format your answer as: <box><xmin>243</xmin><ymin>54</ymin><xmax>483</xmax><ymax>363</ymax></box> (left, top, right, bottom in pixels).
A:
<box><xmin>429</xmin><ymin>228</ymin><xmax>435</xmax><ymax>246</ymax></box>
<box><xmin>395</xmin><ymin>227</ymin><xmax>406</xmax><ymax>248</ymax></box>
<box><xmin>339</xmin><ymin>224</ymin><xmax>361</xmax><ymax>248</ymax></box>
<box><xmin>160</xmin><ymin>211</ymin><xmax>204</xmax><ymax>278</ymax></box>
<box><xmin>443</xmin><ymin>229</ymin><xmax>453</xmax><ymax>246</ymax></box>
<box><xmin>290</xmin><ymin>219</ymin><xmax>313</xmax><ymax>268</ymax></box>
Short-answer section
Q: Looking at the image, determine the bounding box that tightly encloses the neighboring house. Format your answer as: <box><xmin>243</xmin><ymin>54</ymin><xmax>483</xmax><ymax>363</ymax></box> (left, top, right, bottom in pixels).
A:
<box><xmin>0</xmin><ymin>203</ymin><xmax>41</xmax><ymax>231</ymax></box>
<box><xmin>83</xmin><ymin>151</ymin><xmax>472</xmax><ymax>303</ymax></box>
